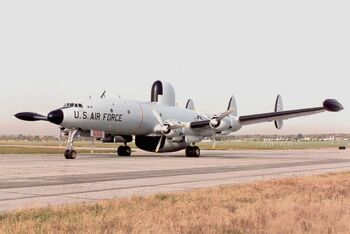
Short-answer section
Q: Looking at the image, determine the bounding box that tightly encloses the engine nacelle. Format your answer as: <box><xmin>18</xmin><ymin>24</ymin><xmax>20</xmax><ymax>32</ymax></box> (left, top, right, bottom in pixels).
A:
<box><xmin>163</xmin><ymin>120</ymin><xmax>184</xmax><ymax>139</ymax></box>
<box><xmin>164</xmin><ymin>128</ymin><xmax>184</xmax><ymax>139</ymax></box>
<box><xmin>135</xmin><ymin>136</ymin><xmax>188</xmax><ymax>153</ymax></box>
<box><xmin>210</xmin><ymin>116</ymin><xmax>242</xmax><ymax>133</ymax></box>
<box><xmin>154</xmin><ymin>120</ymin><xmax>185</xmax><ymax>139</ymax></box>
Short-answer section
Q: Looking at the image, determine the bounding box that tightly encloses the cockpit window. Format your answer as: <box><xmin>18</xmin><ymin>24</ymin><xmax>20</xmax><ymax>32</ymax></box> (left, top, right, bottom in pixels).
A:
<box><xmin>63</xmin><ymin>103</ymin><xmax>83</xmax><ymax>108</ymax></box>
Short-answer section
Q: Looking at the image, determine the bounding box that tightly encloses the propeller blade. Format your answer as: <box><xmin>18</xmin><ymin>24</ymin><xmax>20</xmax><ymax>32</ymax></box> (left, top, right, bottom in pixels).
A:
<box><xmin>14</xmin><ymin>112</ymin><xmax>48</xmax><ymax>121</ymax></box>
<box><xmin>212</xmin><ymin>136</ymin><xmax>216</xmax><ymax>149</ymax></box>
<box><xmin>168</xmin><ymin>123</ymin><xmax>185</xmax><ymax>130</ymax></box>
<box><xmin>59</xmin><ymin>128</ymin><xmax>62</xmax><ymax>147</ymax></box>
<box><xmin>155</xmin><ymin>136</ymin><xmax>164</xmax><ymax>153</ymax></box>
<box><xmin>152</xmin><ymin>110</ymin><xmax>164</xmax><ymax>126</ymax></box>
<box><xmin>217</xmin><ymin>108</ymin><xmax>235</xmax><ymax>121</ymax></box>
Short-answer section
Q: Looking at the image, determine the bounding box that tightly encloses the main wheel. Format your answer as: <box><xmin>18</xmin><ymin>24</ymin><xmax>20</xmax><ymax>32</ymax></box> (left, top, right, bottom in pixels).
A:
<box><xmin>124</xmin><ymin>146</ymin><xmax>131</xmax><ymax>156</ymax></box>
<box><xmin>186</xmin><ymin>147</ymin><xmax>193</xmax><ymax>157</ymax></box>
<box><xmin>117</xmin><ymin>146</ymin><xmax>131</xmax><ymax>156</ymax></box>
<box><xmin>64</xmin><ymin>149</ymin><xmax>77</xmax><ymax>159</ymax></box>
<box><xmin>117</xmin><ymin>146</ymin><xmax>125</xmax><ymax>156</ymax></box>
<box><xmin>192</xmin><ymin>146</ymin><xmax>200</xmax><ymax>157</ymax></box>
<box><xmin>64</xmin><ymin>150</ymin><xmax>70</xmax><ymax>159</ymax></box>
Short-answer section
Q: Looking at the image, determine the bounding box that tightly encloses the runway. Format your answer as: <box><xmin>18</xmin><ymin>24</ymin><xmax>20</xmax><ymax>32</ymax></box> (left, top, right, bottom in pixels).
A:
<box><xmin>0</xmin><ymin>149</ymin><xmax>349</xmax><ymax>212</ymax></box>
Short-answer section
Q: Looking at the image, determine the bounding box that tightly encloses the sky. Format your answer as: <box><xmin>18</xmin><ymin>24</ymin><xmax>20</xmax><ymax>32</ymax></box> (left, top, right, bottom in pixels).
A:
<box><xmin>0</xmin><ymin>1</ymin><xmax>349</xmax><ymax>136</ymax></box>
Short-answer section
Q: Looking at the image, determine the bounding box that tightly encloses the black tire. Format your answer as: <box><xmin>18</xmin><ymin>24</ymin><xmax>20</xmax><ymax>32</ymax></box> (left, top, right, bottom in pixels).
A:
<box><xmin>193</xmin><ymin>146</ymin><xmax>200</xmax><ymax>157</ymax></box>
<box><xmin>124</xmin><ymin>146</ymin><xmax>131</xmax><ymax>156</ymax></box>
<box><xmin>118</xmin><ymin>146</ymin><xmax>131</xmax><ymax>156</ymax></box>
<box><xmin>64</xmin><ymin>150</ymin><xmax>70</xmax><ymax>159</ymax></box>
<box><xmin>117</xmin><ymin>146</ymin><xmax>125</xmax><ymax>156</ymax></box>
<box><xmin>64</xmin><ymin>149</ymin><xmax>77</xmax><ymax>159</ymax></box>
<box><xmin>186</xmin><ymin>147</ymin><xmax>193</xmax><ymax>157</ymax></box>
<box><xmin>70</xmin><ymin>150</ymin><xmax>77</xmax><ymax>159</ymax></box>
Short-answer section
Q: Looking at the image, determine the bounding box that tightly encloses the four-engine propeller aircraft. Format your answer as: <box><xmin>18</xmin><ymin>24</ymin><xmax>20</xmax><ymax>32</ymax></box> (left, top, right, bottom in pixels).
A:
<box><xmin>15</xmin><ymin>80</ymin><xmax>343</xmax><ymax>159</ymax></box>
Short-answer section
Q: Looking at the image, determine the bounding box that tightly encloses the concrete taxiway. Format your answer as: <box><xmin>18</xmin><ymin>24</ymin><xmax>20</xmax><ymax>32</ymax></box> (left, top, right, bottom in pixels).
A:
<box><xmin>0</xmin><ymin>149</ymin><xmax>349</xmax><ymax>212</ymax></box>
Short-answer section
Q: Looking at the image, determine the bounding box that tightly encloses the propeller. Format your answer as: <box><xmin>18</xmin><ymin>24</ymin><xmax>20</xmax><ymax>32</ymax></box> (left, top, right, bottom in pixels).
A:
<box><xmin>152</xmin><ymin>110</ymin><xmax>185</xmax><ymax>152</ymax></box>
<box><xmin>152</xmin><ymin>110</ymin><xmax>170</xmax><ymax>134</ymax></box>
<box><xmin>209</xmin><ymin>108</ymin><xmax>235</xmax><ymax>128</ymax></box>
<box><xmin>212</xmin><ymin>136</ymin><xmax>217</xmax><ymax>149</ymax></box>
<box><xmin>15</xmin><ymin>109</ymin><xmax>64</xmax><ymax>125</ymax></box>
<box><xmin>14</xmin><ymin>112</ymin><xmax>48</xmax><ymax>121</ymax></box>
<box><xmin>209</xmin><ymin>108</ymin><xmax>235</xmax><ymax>148</ymax></box>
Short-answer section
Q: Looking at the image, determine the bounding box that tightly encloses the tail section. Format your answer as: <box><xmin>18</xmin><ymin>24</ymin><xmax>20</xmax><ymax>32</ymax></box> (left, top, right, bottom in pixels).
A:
<box><xmin>186</xmin><ymin>99</ymin><xmax>195</xmax><ymax>110</ymax></box>
<box><xmin>227</xmin><ymin>96</ymin><xmax>238</xmax><ymax>116</ymax></box>
<box><xmin>274</xmin><ymin>95</ymin><xmax>283</xmax><ymax>129</ymax></box>
<box><xmin>151</xmin><ymin>80</ymin><xmax>176</xmax><ymax>106</ymax></box>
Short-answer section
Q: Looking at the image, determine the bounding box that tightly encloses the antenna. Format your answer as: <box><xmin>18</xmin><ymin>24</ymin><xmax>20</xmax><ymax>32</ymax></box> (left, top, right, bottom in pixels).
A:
<box><xmin>100</xmin><ymin>90</ymin><xmax>106</xmax><ymax>99</ymax></box>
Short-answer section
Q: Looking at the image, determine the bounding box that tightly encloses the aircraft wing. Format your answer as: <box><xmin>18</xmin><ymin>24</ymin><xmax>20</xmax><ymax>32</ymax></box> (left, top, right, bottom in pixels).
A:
<box><xmin>190</xmin><ymin>99</ymin><xmax>343</xmax><ymax>130</ymax></box>
<box><xmin>239</xmin><ymin>99</ymin><xmax>343</xmax><ymax>126</ymax></box>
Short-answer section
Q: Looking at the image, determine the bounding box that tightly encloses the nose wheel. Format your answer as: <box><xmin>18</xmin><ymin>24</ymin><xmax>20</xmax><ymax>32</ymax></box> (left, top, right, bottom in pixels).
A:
<box><xmin>64</xmin><ymin>129</ymin><xmax>79</xmax><ymax>159</ymax></box>
<box><xmin>64</xmin><ymin>149</ymin><xmax>77</xmax><ymax>159</ymax></box>
<box><xmin>117</xmin><ymin>145</ymin><xmax>131</xmax><ymax>156</ymax></box>
<box><xmin>186</xmin><ymin>146</ymin><xmax>200</xmax><ymax>157</ymax></box>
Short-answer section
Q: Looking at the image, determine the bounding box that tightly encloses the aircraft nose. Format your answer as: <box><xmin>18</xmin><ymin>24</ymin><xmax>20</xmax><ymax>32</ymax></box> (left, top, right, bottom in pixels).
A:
<box><xmin>47</xmin><ymin>109</ymin><xmax>64</xmax><ymax>125</ymax></box>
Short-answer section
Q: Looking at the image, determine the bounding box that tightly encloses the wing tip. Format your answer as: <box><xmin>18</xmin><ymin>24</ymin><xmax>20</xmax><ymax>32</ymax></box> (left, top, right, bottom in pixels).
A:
<box><xmin>323</xmin><ymin>99</ymin><xmax>344</xmax><ymax>112</ymax></box>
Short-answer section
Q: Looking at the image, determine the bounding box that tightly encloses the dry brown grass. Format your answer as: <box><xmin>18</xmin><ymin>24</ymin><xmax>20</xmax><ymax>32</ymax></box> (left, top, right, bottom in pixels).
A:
<box><xmin>1</xmin><ymin>172</ymin><xmax>350</xmax><ymax>234</ymax></box>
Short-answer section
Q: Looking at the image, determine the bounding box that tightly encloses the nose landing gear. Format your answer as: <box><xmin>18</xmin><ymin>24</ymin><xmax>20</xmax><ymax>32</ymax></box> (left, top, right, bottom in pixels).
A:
<box><xmin>64</xmin><ymin>129</ymin><xmax>79</xmax><ymax>159</ymax></box>
<box><xmin>64</xmin><ymin>149</ymin><xmax>77</xmax><ymax>159</ymax></box>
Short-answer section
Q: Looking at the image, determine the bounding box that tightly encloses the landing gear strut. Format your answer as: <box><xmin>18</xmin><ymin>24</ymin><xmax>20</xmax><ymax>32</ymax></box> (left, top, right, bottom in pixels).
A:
<box><xmin>117</xmin><ymin>144</ymin><xmax>131</xmax><ymax>156</ymax></box>
<box><xmin>186</xmin><ymin>146</ymin><xmax>200</xmax><ymax>157</ymax></box>
<box><xmin>64</xmin><ymin>129</ymin><xmax>79</xmax><ymax>159</ymax></box>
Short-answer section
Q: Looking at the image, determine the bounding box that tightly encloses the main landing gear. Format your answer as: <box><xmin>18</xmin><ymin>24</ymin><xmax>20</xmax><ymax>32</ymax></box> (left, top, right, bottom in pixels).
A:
<box><xmin>117</xmin><ymin>144</ymin><xmax>131</xmax><ymax>156</ymax></box>
<box><xmin>64</xmin><ymin>129</ymin><xmax>79</xmax><ymax>159</ymax></box>
<box><xmin>186</xmin><ymin>146</ymin><xmax>200</xmax><ymax>157</ymax></box>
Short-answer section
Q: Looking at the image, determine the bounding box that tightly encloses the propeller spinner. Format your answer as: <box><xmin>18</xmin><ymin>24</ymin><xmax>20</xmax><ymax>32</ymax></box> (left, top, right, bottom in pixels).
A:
<box><xmin>15</xmin><ymin>109</ymin><xmax>64</xmax><ymax>125</ymax></box>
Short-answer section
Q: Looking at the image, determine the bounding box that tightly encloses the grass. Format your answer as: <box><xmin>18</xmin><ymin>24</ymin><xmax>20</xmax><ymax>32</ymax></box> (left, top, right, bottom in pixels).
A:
<box><xmin>1</xmin><ymin>172</ymin><xmax>350</xmax><ymax>233</ymax></box>
<box><xmin>0</xmin><ymin>140</ymin><xmax>342</xmax><ymax>154</ymax></box>
<box><xmin>0</xmin><ymin>140</ymin><xmax>120</xmax><ymax>154</ymax></box>
<box><xmin>0</xmin><ymin>140</ymin><xmax>114</xmax><ymax>148</ymax></box>
<box><xmin>0</xmin><ymin>146</ymin><xmax>115</xmax><ymax>154</ymax></box>
<box><xmin>199</xmin><ymin>140</ymin><xmax>341</xmax><ymax>150</ymax></box>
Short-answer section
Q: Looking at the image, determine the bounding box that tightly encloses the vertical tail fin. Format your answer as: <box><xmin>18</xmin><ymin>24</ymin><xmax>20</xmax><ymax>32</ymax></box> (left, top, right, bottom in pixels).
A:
<box><xmin>274</xmin><ymin>95</ymin><xmax>283</xmax><ymax>129</ymax></box>
<box><xmin>186</xmin><ymin>99</ymin><xmax>195</xmax><ymax>110</ymax></box>
<box><xmin>228</xmin><ymin>96</ymin><xmax>238</xmax><ymax>116</ymax></box>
